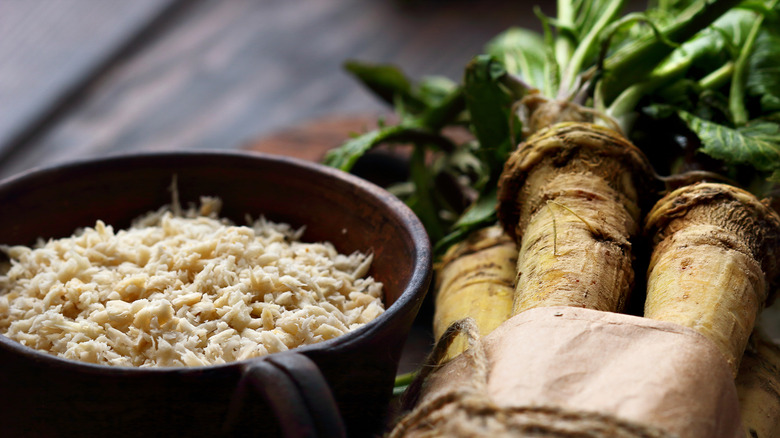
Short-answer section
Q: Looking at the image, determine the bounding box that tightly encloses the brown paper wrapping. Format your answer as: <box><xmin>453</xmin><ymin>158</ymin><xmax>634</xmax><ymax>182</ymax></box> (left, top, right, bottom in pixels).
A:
<box><xmin>415</xmin><ymin>307</ymin><xmax>744</xmax><ymax>438</ymax></box>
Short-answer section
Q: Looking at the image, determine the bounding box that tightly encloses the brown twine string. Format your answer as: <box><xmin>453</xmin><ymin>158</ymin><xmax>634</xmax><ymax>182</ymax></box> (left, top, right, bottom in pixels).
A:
<box><xmin>387</xmin><ymin>318</ymin><xmax>677</xmax><ymax>438</ymax></box>
<box><xmin>396</xmin><ymin>318</ymin><xmax>488</xmax><ymax>415</ymax></box>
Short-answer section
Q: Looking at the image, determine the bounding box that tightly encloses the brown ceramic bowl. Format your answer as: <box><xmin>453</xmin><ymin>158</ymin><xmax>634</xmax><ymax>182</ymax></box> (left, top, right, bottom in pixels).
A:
<box><xmin>0</xmin><ymin>151</ymin><xmax>431</xmax><ymax>437</ymax></box>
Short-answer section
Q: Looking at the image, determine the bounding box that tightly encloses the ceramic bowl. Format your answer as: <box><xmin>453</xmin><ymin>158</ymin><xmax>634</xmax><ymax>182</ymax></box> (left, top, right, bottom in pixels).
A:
<box><xmin>0</xmin><ymin>151</ymin><xmax>431</xmax><ymax>437</ymax></box>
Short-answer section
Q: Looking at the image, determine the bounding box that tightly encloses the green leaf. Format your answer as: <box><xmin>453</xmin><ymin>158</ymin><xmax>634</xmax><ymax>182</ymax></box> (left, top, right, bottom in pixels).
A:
<box><xmin>535</xmin><ymin>7</ymin><xmax>561</xmax><ymax>97</ymax></box>
<box><xmin>486</xmin><ymin>27</ymin><xmax>547</xmax><ymax>91</ymax></box>
<box><xmin>416</xmin><ymin>76</ymin><xmax>458</xmax><ymax>108</ymax></box>
<box><xmin>728</xmin><ymin>6</ymin><xmax>770</xmax><ymax>125</ymax></box>
<box><xmin>607</xmin><ymin>7</ymin><xmax>760</xmax><ymax>127</ymax></box>
<box><xmin>655</xmin><ymin>0</ymin><xmax>699</xmax><ymax>13</ymax></box>
<box><xmin>394</xmin><ymin>371</ymin><xmax>416</xmax><ymax>389</ymax></box>
<box><xmin>418</xmin><ymin>86</ymin><xmax>466</xmax><ymax>131</ymax></box>
<box><xmin>559</xmin><ymin>0</ymin><xmax>627</xmax><ymax>96</ymax></box>
<box><xmin>600</xmin><ymin>0</ymin><xmax>742</xmax><ymax>105</ymax></box>
<box><xmin>453</xmin><ymin>187</ymin><xmax>498</xmax><ymax>228</ymax></box>
<box><xmin>710</xmin><ymin>8</ymin><xmax>756</xmax><ymax>51</ymax></box>
<box><xmin>642</xmin><ymin>103</ymin><xmax>677</xmax><ymax>119</ymax></box>
<box><xmin>407</xmin><ymin>146</ymin><xmax>445</xmax><ymax>243</ymax></box>
<box><xmin>658</xmin><ymin>9</ymin><xmax>752</xmax><ymax>70</ymax></box>
<box><xmin>649</xmin><ymin>84</ymin><xmax>731</xmax><ymax>125</ymax></box>
<box><xmin>747</xmin><ymin>27</ymin><xmax>780</xmax><ymax>113</ymax></box>
<box><xmin>739</xmin><ymin>0</ymin><xmax>779</xmax><ymax>16</ymax></box>
<box><xmin>323</xmin><ymin>125</ymin><xmax>410</xmax><ymax>171</ymax></box>
<box><xmin>343</xmin><ymin>61</ymin><xmax>425</xmax><ymax>113</ymax></box>
<box><xmin>434</xmin><ymin>220</ymin><xmax>494</xmax><ymax>258</ymax></box>
<box><xmin>637</xmin><ymin>9</ymin><xmax>756</xmax><ymax>91</ymax></box>
<box><xmin>322</xmin><ymin>122</ymin><xmax>456</xmax><ymax>172</ymax></box>
<box><xmin>574</xmin><ymin>0</ymin><xmax>617</xmax><ymax>39</ymax></box>
<box><xmin>446</xmin><ymin>144</ymin><xmax>488</xmax><ymax>184</ymax></box>
<box><xmin>677</xmin><ymin>110</ymin><xmax>780</xmax><ymax>173</ymax></box>
<box><xmin>344</xmin><ymin>61</ymin><xmax>465</xmax><ymax>125</ymax></box>
<box><xmin>463</xmin><ymin>55</ymin><xmax>515</xmax><ymax>175</ymax></box>
<box><xmin>433</xmin><ymin>186</ymin><xmax>500</xmax><ymax>256</ymax></box>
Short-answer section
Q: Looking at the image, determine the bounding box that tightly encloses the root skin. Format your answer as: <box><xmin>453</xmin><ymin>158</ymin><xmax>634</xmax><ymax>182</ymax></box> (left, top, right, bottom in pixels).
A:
<box><xmin>434</xmin><ymin>226</ymin><xmax>517</xmax><ymax>358</ymax></box>
<box><xmin>497</xmin><ymin>122</ymin><xmax>655</xmax><ymax>314</ymax></box>
<box><xmin>519</xmin><ymin>95</ymin><xmax>594</xmax><ymax>138</ymax></box>
<box><xmin>644</xmin><ymin>182</ymin><xmax>780</xmax><ymax>375</ymax></box>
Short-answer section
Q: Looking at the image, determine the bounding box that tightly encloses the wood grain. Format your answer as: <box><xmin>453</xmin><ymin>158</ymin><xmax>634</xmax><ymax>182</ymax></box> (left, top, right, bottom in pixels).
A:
<box><xmin>0</xmin><ymin>0</ymin><xmax>540</xmax><ymax>179</ymax></box>
<box><xmin>0</xmin><ymin>0</ymin><xmax>187</xmax><ymax>163</ymax></box>
<box><xmin>246</xmin><ymin>113</ymin><xmax>388</xmax><ymax>162</ymax></box>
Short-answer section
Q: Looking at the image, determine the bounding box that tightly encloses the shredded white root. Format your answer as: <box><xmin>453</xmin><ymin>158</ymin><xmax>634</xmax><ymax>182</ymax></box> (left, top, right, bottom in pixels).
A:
<box><xmin>0</xmin><ymin>197</ymin><xmax>384</xmax><ymax>367</ymax></box>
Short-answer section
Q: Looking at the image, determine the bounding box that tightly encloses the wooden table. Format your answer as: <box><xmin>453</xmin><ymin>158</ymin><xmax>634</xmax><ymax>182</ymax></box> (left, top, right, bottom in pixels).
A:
<box><xmin>0</xmin><ymin>0</ymin><xmax>545</xmax><ymax>179</ymax></box>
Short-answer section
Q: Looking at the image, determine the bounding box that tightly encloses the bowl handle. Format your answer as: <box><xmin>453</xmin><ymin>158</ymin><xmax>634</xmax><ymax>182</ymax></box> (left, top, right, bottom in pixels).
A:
<box><xmin>222</xmin><ymin>352</ymin><xmax>347</xmax><ymax>438</ymax></box>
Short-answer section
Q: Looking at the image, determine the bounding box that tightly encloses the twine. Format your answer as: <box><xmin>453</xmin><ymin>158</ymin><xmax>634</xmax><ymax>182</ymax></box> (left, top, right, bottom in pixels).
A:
<box><xmin>388</xmin><ymin>318</ymin><xmax>677</xmax><ymax>438</ymax></box>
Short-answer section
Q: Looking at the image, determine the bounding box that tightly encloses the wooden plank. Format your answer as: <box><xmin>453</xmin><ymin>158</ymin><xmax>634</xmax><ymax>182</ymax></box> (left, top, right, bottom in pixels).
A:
<box><xmin>0</xmin><ymin>0</ymin><xmax>188</xmax><ymax>165</ymax></box>
<box><xmin>0</xmin><ymin>0</ymin><xmax>538</xmax><ymax>179</ymax></box>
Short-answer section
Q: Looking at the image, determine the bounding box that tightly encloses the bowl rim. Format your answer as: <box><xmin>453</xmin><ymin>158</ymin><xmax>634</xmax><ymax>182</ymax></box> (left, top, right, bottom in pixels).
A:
<box><xmin>0</xmin><ymin>149</ymin><xmax>432</xmax><ymax>374</ymax></box>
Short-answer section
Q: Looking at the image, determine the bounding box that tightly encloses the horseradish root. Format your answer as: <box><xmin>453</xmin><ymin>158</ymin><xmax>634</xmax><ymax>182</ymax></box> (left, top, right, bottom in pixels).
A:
<box><xmin>644</xmin><ymin>182</ymin><xmax>780</xmax><ymax>375</ymax></box>
<box><xmin>433</xmin><ymin>225</ymin><xmax>516</xmax><ymax>359</ymax></box>
<box><xmin>497</xmin><ymin>122</ymin><xmax>655</xmax><ymax>315</ymax></box>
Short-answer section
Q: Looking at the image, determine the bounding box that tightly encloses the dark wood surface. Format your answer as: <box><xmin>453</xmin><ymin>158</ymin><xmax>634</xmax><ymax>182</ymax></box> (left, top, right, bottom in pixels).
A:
<box><xmin>0</xmin><ymin>0</ymin><xmax>187</xmax><ymax>163</ymax></box>
<box><xmin>0</xmin><ymin>0</ymin><xmax>543</xmax><ymax>179</ymax></box>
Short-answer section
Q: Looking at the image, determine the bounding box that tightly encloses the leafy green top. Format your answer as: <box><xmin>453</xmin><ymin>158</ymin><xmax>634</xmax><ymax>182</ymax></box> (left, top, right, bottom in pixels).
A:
<box><xmin>325</xmin><ymin>0</ymin><xmax>780</xmax><ymax>254</ymax></box>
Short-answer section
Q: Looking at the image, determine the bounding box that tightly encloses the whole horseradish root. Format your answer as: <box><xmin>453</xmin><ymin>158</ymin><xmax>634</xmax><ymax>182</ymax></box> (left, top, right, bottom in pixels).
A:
<box><xmin>644</xmin><ymin>182</ymin><xmax>780</xmax><ymax>375</ymax></box>
<box><xmin>433</xmin><ymin>225</ymin><xmax>516</xmax><ymax>359</ymax></box>
<box><xmin>497</xmin><ymin>122</ymin><xmax>655</xmax><ymax>315</ymax></box>
<box><xmin>429</xmin><ymin>120</ymin><xmax>656</xmax><ymax>362</ymax></box>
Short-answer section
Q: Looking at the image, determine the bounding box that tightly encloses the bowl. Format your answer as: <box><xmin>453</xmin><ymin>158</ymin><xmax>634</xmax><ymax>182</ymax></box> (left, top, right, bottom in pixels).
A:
<box><xmin>0</xmin><ymin>151</ymin><xmax>431</xmax><ymax>437</ymax></box>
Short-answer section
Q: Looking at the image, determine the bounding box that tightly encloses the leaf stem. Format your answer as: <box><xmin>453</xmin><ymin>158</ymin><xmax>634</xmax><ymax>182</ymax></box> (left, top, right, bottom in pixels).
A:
<box><xmin>555</xmin><ymin>0</ymin><xmax>576</xmax><ymax>83</ymax></box>
<box><xmin>699</xmin><ymin>61</ymin><xmax>734</xmax><ymax>90</ymax></box>
<box><xmin>599</xmin><ymin>0</ymin><xmax>742</xmax><ymax>105</ymax></box>
<box><xmin>535</xmin><ymin>7</ymin><xmax>560</xmax><ymax>97</ymax></box>
<box><xmin>606</xmin><ymin>56</ymin><xmax>692</xmax><ymax>132</ymax></box>
<box><xmin>729</xmin><ymin>1</ymin><xmax>777</xmax><ymax>125</ymax></box>
<box><xmin>394</xmin><ymin>370</ymin><xmax>417</xmax><ymax>388</ymax></box>
<box><xmin>559</xmin><ymin>0</ymin><xmax>626</xmax><ymax>99</ymax></box>
<box><xmin>409</xmin><ymin>145</ymin><xmax>445</xmax><ymax>243</ymax></box>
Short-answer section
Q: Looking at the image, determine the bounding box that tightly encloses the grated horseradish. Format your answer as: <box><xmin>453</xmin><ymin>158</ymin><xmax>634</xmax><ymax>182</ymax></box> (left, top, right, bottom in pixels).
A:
<box><xmin>0</xmin><ymin>197</ymin><xmax>384</xmax><ymax>367</ymax></box>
